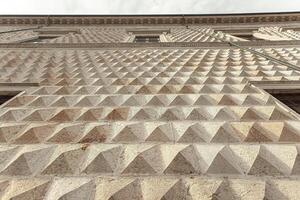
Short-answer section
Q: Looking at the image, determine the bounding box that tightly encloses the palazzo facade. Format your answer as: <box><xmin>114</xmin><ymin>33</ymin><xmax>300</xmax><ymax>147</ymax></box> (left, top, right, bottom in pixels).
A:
<box><xmin>0</xmin><ymin>13</ymin><xmax>300</xmax><ymax>199</ymax></box>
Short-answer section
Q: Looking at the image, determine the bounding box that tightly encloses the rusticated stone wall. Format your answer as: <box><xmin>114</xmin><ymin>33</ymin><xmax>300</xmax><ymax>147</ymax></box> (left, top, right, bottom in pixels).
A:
<box><xmin>0</xmin><ymin>14</ymin><xmax>300</xmax><ymax>199</ymax></box>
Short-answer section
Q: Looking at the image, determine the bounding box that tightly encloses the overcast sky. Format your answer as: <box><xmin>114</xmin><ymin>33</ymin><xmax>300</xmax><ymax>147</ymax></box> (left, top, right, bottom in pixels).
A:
<box><xmin>1</xmin><ymin>0</ymin><xmax>300</xmax><ymax>15</ymax></box>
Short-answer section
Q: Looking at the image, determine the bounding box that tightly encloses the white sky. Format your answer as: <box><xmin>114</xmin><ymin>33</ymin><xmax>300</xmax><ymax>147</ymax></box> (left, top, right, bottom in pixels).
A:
<box><xmin>0</xmin><ymin>0</ymin><xmax>300</xmax><ymax>15</ymax></box>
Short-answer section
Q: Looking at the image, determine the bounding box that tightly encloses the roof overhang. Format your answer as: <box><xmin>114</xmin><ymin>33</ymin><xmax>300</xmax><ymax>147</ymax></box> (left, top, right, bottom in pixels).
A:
<box><xmin>0</xmin><ymin>12</ymin><xmax>300</xmax><ymax>26</ymax></box>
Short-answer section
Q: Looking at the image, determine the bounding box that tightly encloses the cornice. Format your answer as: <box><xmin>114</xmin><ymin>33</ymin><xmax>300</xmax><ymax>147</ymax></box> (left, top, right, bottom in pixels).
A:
<box><xmin>0</xmin><ymin>12</ymin><xmax>300</xmax><ymax>25</ymax></box>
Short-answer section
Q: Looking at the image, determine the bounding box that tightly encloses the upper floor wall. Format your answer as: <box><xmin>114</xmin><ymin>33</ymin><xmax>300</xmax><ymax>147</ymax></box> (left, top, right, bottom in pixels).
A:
<box><xmin>1</xmin><ymin>26</ymin><xmax>300</xmax><ymax>44</ymax></box>
<box><xmin>1</xmin><ymin>13</ymin><xmax>300</xmax><ymax>44</ymax></box>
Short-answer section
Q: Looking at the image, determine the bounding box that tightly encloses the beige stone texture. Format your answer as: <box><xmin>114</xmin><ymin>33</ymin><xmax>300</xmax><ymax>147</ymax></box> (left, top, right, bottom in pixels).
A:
<box><xmin>0</xmin><ymin>13</ymin><xmax>300</xmax><ymax>199</ymax></box>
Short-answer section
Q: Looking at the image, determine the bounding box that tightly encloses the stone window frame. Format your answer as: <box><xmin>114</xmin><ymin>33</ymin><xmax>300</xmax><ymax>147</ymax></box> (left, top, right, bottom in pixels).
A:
<box><xmin>33</xmin><ymin>27</ymin><xmax>81</xmax><ymax>35</ymax></box>
<box><xmin>0</xmin><ymin>83</ymin><xmax>39</xmax><ymax>106</ymax></box>
<box><xmin>250</xmin><ymin>80</ymin><xmax>300</xmax><ymax>117</ymax></box>
<box><xmin>133</xmin><ymin>35</ymin><xmax>160</xmax><ymax>43</ymax></box>
<box><xmin>214</xmin><ymin>28</ymin><xmax>259</xmax><ymax>41</ymax></box>
<box><xmin>20</xmin><ymin>35</ymin><xmax>60</xmax><ymax>43</ymax></box>
<box><xmin>15</xmin><ymin>27</ymin><xmax>81</xmax><ymax>44</ymax></box>
<box><xmin>125</xmin><ymin>28</ymin><xmax>172</xmax><ymax>43</ymax></box>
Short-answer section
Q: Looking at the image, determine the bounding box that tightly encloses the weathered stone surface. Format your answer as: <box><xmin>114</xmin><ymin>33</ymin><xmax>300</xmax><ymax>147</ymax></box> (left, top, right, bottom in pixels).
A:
<box><xmin>0</xmin><ymin>14</ymin><xmax>300</xmax><ymax>199</ymax></box>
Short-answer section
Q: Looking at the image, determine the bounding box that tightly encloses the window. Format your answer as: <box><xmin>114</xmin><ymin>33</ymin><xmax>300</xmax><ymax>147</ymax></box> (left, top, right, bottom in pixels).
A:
<box><xmin>20</xmin><ymin>27</ymin><xmax>81</xmax><ymax>44</ymax></box>
<box><xmin>126</xmin><ymin>28</ymin><xmax>171</xmax><ymax>43</ymax></box>
<box><xmin>230</xmin><ymin>33</ymin><xmax>262</xmax><ymax>41</ymax></box>
<box><xmin>21</xmin><ymin>36</ymin><xmax>58</xmax><ymax>43</ymax></box>
<box><xmin>214</xmin><ymin>28</ymin><xmax>262</xmax><ymax>41</ymax></box>
<box><xmin>0</xmin><ymin>91</ymin><xmax>20</xmax><ymax>105</ymax></box>
<box><xmin>34</xmin><ymin>27</ymin><xmax>81</xmax><ymax>35</ymax></box>
<box><xmin>266</xmin><ymin>89</ymin><xmax>300</xmax><ymax>114</ymax></box>
<box><xmin>251</xmin><ymin>81</ymin><xmax>300</xmax><ymax>115</ymax></box>
<box><xmin>0</xmin><ymin>95</ymin><xmax>18</xmax><ymax>105</ymax></box>
<box><xmin>282</xmin><ymin>27</ymin><xmax>300</xmax><ymax>32</ymax></box>
<box><xmin>0</xmin><ymin>83</ymin><xmax>38</xmax><ymax>105</ymax></box>
<box><xmin>134</xmin><ymin>35</ymin><xmax>160</xmax><ymax>43</ymax></box>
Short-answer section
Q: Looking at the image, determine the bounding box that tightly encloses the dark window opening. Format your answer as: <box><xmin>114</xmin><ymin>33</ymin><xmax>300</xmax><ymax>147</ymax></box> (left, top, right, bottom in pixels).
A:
<box><xmin>35</xmin><ymin>28</ymin><xmax>80</xmax><ymax>35</ymax></box>
<box><xmin>134</xmin><ymin>36</ymin><xmax>160</xmax><ymax>43</ymax></box>
<box><xmin>22</xmin><ymin>36</ymin><xmax>58</xmax><ymax>43</ymax></box>
<box><xmin>266</xmin><ymin>89</ymin><xmax>300</xmax><ymax>114</ymax></box>
<box><xmin>214</xmin><ymin>28</ymin><xmax>258</xmax><ymax>34</ymax></box>
<box><xmin>214</xmin><ymin>29</ymin><xmax>262</xmax><ymax>41</ymax></box>
<box><xmin>0</xmin><ymin>94</ymin><xmax>18</xmax><ymax>105</ymax></box>
<box><xmin>0</xmin><ymin>83</ymin><xmax>38</xmax><ymax>106</ymax></box>
<box><xmin>231</xmin><ymin>33</ymin><xmax>262</xmax><ymax>41</ymax></box>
